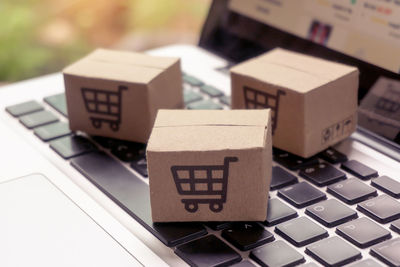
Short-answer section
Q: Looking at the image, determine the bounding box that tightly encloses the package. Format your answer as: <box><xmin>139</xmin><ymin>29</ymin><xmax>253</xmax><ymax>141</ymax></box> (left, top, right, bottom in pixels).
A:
<box><xmin>231</xmin><ymin>48</ymin><xmax>359</xmax><ymax>158</ymax></box>
<box><xmin>147</xmin><ymin>109</ymin><xmax>272</xmax><ymax>222</ymax></box>
<box><xmin>63</xmin><ymin>49</ymin><xmax>183</xmax><ymax>143</ymax></box>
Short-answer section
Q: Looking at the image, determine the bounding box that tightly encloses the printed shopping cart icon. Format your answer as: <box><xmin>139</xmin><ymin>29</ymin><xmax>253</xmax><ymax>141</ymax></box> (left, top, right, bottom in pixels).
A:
<box><xmin>81</xmin><ymin>85</ymin><xmax>127</xmax><ymax>132</ymax></box>
<box><xmin>374</xmin><ymin>87</ymin><xmax>400</xmax><ymax>114</ymax></box>
<box><xmin>243</xmin><ymin>86</ymin><xmax>285</xmax><ymax>134</ymax></box>
<box><xmin>171</xmin><ymin>157</ymin><xmax>238</xmax><ymax>213</ymax></box>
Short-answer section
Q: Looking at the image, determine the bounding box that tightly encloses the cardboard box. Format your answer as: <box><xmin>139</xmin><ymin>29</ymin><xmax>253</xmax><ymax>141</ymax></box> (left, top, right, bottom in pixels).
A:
<box><xmin>231</xmin><ymin>48</ymin><xmax>359</xmax><ymax>158</ymax></box>
<box><xmin>147</xmin><ymin>109</ymin><xmax>272</xmax><ymax>222</ymax></box>
<box><xmin>63</xmin><ymin>49</ymin><xmax>183</xmax><ymax>143</ymax></box>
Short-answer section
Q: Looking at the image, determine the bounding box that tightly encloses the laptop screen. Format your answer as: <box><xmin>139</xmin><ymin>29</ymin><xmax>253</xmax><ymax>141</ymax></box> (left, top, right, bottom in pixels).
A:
<box><xmin>199</xmin><ymin>0</ymin><xmax>400</xmax><ymax>146</ymax></box>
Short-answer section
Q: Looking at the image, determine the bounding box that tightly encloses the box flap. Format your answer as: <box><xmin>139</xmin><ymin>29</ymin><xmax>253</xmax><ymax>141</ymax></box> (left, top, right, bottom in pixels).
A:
<box><xmin>148</xmin><ymin>110</ymin><xmax>270</xmax><ymax>152</ymax></box>
<box><xmin>63</xmin><ymin>49</ymin><xmax>179</xmax><ymax>84</ymax></box>
<box><xmin>154</xmin><ymin>109</ymin><xmax>270</xmax><ymax>127</ymax></box>
<box><xmin>231</xmin><ymin>48</ymin><xmax>358</xmax><ymax>93</ymax></box>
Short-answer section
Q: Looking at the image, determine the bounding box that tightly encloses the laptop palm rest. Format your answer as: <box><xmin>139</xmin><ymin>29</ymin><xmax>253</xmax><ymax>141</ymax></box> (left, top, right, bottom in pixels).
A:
<box><xmin>0</xmin><ymin>174</ymin><xmax>141</xmax><ymax>267</ymax></box>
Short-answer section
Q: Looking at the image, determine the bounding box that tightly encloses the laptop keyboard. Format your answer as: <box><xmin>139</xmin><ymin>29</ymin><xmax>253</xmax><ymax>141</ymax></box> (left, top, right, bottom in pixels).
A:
<box><xmin>5</xmin><ymin>73</ymin><xmax>400</xmax><ymax>267</ymax></box>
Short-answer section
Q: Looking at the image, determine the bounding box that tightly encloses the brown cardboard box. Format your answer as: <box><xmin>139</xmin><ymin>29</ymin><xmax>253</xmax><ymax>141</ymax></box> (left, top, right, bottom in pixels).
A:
<box><xmin>147</xmin><ymin>109</ymin><xmax>272</xmax><ymax>222</ymax></box>
<box><xmin>63</xmin><ymin>49</ymin><xmax>183</xmax><ymax>143</ymax></box>
<box><xmin>231</xmin><ymin>48</ymin><xmax>359</xmax><ymax>158</ymax></box>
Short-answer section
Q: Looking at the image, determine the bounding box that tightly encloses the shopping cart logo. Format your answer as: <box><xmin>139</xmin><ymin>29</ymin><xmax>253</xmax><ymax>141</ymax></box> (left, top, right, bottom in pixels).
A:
<box><xmin>171</xmin><ymin>157</ymin><xmax>238</xmax><ymax>213</ymax></box>
<box><xmin>81</xmin><ymin>85</ymin><xmax>127</xmax><ymax>132</ymax></box>
<box><xmin>243</xmin><ymin>86</ymin><xmax>285</xmax><ymax>135</ymax></box>
<box><xmin>375</xmin><ymin>87</ymin><xmax>400</xmax><ymax>114</ymax></box>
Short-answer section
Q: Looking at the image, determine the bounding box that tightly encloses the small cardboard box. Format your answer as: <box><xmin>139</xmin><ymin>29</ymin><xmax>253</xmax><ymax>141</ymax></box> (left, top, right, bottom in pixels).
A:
<box><xmin>231</xmin><ymin>48</ymin><xmax>359</xmax><ymax>158</ymax></box>
<box><xmin>63</xmin><ymin>49</ymin><xmax>183</xmax><ymax>143</ymax></box>
<box><xmin>147</xmin><ymin>109</ymin><xmax>272</xmax><ymax>222</ymax></box>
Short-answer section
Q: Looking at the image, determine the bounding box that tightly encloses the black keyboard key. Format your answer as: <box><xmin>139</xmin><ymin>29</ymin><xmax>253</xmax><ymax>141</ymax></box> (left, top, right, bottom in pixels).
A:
<box><xmin>250</xmin><ymin>240</ymin><xmax>305</xmax><ymax>267</ymax></box>
<box><xmin>50</xmin><ymin>135</ymin><xmax>96</xmax><ymax>159</ymax></box>
<box><xmin>131</xmin><ymin>157</ymin><xmax>148</xmax><ymax>177</ymax></box>
<box><xmin>231</xmin><ymin>260</ymin><xmax>257</xmax><ymax>267</ymax></box>
<box><xmin>222</xmin><ymin>223</ymin><xmax>274</xmax><ymax>251</ymax></box>
<box><xmin>300</xmin><ymin>163</ymin><xmax>346</xmax><ymax>186</ymax></box>
<box><xmin>372</xmin><ymin>176</ymin><xmax>400</xmax><ymax>198</ymax></box>
<box><xmin>34</xmin><ymin>121</ymin><xmax>71</xmax><ymax>141</ymax></box>
<box><xmin>319</xmin><ymin>147</ymin><xmax>348</xmax><ymax>164</ymax></box>
<box><xmin>19</xmin><ymin>110</ymin><xmax>59</xmax><ymax>129</ymax></box>
<box><xmin>205</xmin><ymin>222</ymin><xmax>232</xmax><ymax>231</ymax></box>
<box><xmin>92</xmin><ymin>136</ymin><xmax>122</xmax><ymax>149</ymax></box>
<box><xmin>6</xmin><ymin>100</ymin><xmax>43</xmax><ymax>117</ymax></box>
<box><xmin>270</xmin><ymin>166</ymin><xmax>298</xmax><ymax>190</ymax></box>
<box><xmin>187</xmin><ymin>99</ymin><xmax>223</xmax><ymax>110</ymax></box>
<box><xmin>305</xmin><ymin>236</ymin><xmax>361</xmax><ymax>267</ymax></box>
<box><xmin>341</xmin><ymin>160</ymin><xmax>378</xmax><ymax>180</ymax></box>
<box><xmin>305</xmin><ymin>199</ymin><xmax>357</xmax><ymax>227</ymax></box>
<box><xmin>44</xmin><ymin>93</ymin><xmax>68</xmax><ymax>117</ymax></box>
<box><xmin>184</xmin><ymin>90</ymin><xmax>203</xmax><ymax>104</ymax></box>
<box><xmin>391</xmin><ymin>219</ymin><xmax>400</xmax><ymax>233</ymax></box>
<box><xmin>278</xmin><ymin>182</ymin><xmax>326</xmax><ymax>208</ymax></box>
<box><xmin>175</xmin><ymin>235</ymin><xmax>241</xmax><ymax>267</ymax></box>
<box><xmin>183</xmin><ymin>75</ymin><xmax>204</xmax><ymax>86</ymax></box>
<box><xmin>336</xmin><ymin>217</ymin><xmax>391</xmax><ymax>248</ymax></box>
<box><xmin>357</xmin><ymin>195</ymin><xmax>400</xmax><ymax>223</ymax></box>
<box><xmin>71</xmin><ymin>151</ymin><xmax>207</xmax><ymax>246</ymax></box>
<box><xmin>327</xmin><ymin>178</ymin><xmax>377</xmax><ymax>205</ymax></box>
<box><xmin>370</xmin><ymin>238</ymin><xmax>400</xmax><ymax>267</ymax></box>
<box><xmin>110</xmin><ymin>141</ymin><xmax>145</xmax><ymax>162</ymax></box>
<box><xmin>152</xmin><ymin>222</ymin><xmax>207</xmax><ymax>248</ymax></box>
<box><xmin>346</xmin><ymin>258</ymin><xmax>383</xmax><ymax>267</ymax></box>
<box><xmin>275</xmin><ymin>216</ymin><xmax>328</xmax><ymax>247</ymax></box>
<box><xmin>273</xmin><ymin>148</ymin><xmax>319</xmax><ymax>170</ymax></box>
<box><xmin>200</xmin><ymin>84</ymin><xmax>224</xmax><ymax>97</ymax></box>
<box><xmin>264</xmin><ymin>198</ymin><xmax>297</xmax><ymax>226</ymax></box>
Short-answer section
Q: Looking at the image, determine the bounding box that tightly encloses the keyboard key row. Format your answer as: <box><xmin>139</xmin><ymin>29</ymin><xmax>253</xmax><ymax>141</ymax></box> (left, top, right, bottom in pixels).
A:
<box><xmin>70</xmin><ymin>151</ymin><xmax>207</xmax><ymax>247</ymax></box>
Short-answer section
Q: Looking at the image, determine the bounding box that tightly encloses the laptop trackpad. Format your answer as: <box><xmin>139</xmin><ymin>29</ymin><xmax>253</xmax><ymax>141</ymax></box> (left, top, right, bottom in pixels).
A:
<box><xmin>0</xmin><ymin>174</ymin><xmax>141</xmax><ymax>267</ymax></box>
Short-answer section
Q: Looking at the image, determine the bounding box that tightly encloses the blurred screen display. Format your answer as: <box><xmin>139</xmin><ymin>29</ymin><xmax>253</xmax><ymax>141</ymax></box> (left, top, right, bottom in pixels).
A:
<box><xmin>229</xmin><ymin>0</ymin><xmax>400</xmax><ymax>74</ymax></box>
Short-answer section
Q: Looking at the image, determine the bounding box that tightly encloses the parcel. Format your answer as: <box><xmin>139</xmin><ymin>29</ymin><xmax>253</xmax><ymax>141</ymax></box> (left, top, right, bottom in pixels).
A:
<box><xmin>231</xmin><ymin>48</ymin><xmax>359</xmax><ymax>158</ymax></box>
<box><xmin>147</xmin><ymin>109</ymin><xmax>272</xmax><ymax>222</ymax></box>
<box><xmin>63</xmin><ymin>48</ymin><xmax>183</xmax><ymax>143</ymax></box>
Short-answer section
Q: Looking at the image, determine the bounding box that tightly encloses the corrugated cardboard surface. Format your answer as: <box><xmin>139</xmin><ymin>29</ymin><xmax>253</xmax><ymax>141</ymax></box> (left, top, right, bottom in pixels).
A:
<box><xmin>147</xmin><ymin>109</ymin><xmax>272</xmax><ymax>222</ymax></box>
<box><xmin>231</xmin><ymin>48</ymin><xmax>359</xmax><ymax>157</ymax></box>
<box><xmin>63</xmin><ymin>49</ymin><xmax>183</xmax><ymax>143</ymax></box>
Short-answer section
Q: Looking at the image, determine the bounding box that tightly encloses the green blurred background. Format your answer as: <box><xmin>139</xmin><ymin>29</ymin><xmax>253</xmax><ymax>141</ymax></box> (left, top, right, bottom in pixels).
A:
<box><xmin>0</xmin><ymin>0</ymin><xmax>210</xmax><ymax>83</ymax></box>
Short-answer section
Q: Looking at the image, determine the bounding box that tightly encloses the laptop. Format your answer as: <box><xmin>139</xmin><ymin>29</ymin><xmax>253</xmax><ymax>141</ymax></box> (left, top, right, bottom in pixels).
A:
<box><xmin>1</xmin><ymin>0</ymin><xmax>400</xmax><ymax>266</ymax></box>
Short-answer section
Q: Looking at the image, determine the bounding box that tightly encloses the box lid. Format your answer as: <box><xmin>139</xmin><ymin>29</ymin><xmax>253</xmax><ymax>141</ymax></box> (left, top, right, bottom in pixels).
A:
<box><xmin>63</xmin><ymin>49</ymin><xmax>179</xmax><ymax>84</ymax></box>
<box><xmin>231</xmin><ymin>48</ymin><xmax>358</xmax><ymax>93</ymax></box>
<box><xmin>148</xmin><ymin>109</ymin><xmax>270</xmax><ymax>151</ymax></box>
